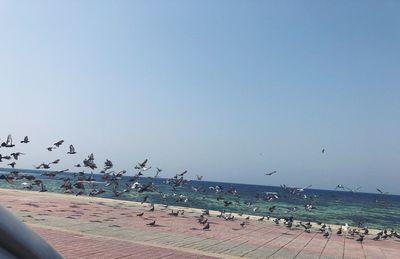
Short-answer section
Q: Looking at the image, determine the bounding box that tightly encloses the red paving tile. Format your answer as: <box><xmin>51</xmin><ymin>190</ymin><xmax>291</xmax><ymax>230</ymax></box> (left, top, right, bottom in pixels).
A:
<box><xmin>1</xmin><ymin>189</ymin><xmax>400</xmax><ymax>259</ymax></box>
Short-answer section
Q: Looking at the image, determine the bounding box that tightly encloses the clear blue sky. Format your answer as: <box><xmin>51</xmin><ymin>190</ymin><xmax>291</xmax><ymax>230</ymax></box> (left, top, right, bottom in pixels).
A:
<box><xmin>0</xmin><ymin>1</ymin><xmax>399</xmax><ymax>194</ymax></box>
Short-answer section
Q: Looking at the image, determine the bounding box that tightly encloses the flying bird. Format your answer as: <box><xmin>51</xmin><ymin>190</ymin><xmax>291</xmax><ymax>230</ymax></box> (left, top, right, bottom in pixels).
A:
<box><xmin>135</xmin><ymin>159</ymin><xmax>148</xmax><ymax>169</ymax></box>
<box><xmin>1</xmin><ymin>135</ymin><xmax>15</xmax><ymax>148</ymax></box>
<box><xmin>8</xmin><ymin>162</ymin><xmax>16</xmax><ymax>168</ymax></box>
<box><xmin>51</xmin><ymin>159</ymin><xmax>60</xmax><ymax>164</ymax></box>
<box><xmin>67</xmin><ymin>145</ymin><xmax>76</xmax><ymax>154</ymax></box>
<box><xmin>154</xmin><ymin>167</ymin><xmax>162</xmax><ymax>178</ymax></box>
<box><xmin>377</xmin><ymin>188</ymin><xmax>389</xmax><ymax>195</ymax></box>
<box><xmin>20</xmin><ymin>136</ymin><xmax>30</xmax><ymax>144</ymax></box>
<box><xmin>11</xmin><ymin>152</ymin><xmax>25</xmax><ymax>160</ymax></box>
<box><xmin>265</xmin><ymin>171</ymin><xmax>277</xmax><ymax>176</ymax></box>
<box><xmin>54</xmin><ymin>140</ymin><xmax>64</xmax><ymax>147</ymax></box>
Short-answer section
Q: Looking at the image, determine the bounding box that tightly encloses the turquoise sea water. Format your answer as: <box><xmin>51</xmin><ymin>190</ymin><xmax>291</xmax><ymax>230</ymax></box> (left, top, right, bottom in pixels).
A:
<box><xmin>1</xmin><ymin>168</ymin><xmax>399</xmax><ymax>231</ymax></box>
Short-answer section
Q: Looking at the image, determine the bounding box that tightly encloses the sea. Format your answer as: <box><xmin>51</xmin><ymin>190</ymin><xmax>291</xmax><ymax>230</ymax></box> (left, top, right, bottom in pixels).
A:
<box><xmin>1</xmin><ymin>168</ymin><xmax>399</xmax><ymax>231</ymax></box>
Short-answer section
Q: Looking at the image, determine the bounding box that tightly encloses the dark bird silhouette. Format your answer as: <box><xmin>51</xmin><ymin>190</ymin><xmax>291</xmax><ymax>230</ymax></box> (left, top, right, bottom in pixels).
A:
<box><xmin>154</xmin><ymin>167</ymin><xmax>162</xmax><ymax>178</ymax></box>
<box><xmin>54</xmin><ymin>140</ymin><xmax>64</xmax><ymax>147</ymax></box>
<box><xmin>20</xmin><ymin>136</ymin><xmax>30</xmax><ymax>144</ymax></box>
<box><xmin>51</xmin><ymin>159</ymin><xmax>60</xmax><ymax>164</ymax></box>
<box><xmin>8</xmin><ymin>162</ymin><xmax>16</xmax><ymax>168</ymax></box>
<box><xmin>356</xmin><ymin>235</ymin><xmax>364</xmax><ymax>243</ymax></box>
<box><xmin>1</xmin><ymin>135</ymin><xmax>15</xmax><ymax>148</ymax></box>
<box><xmin>265</xmin><ymin>171</ymin><xmax>277</xmax><ymax>176</ymax></box>
<box><xmin>178</xmin><ymin>170</ymin><xmax>188</xmax><ymax>177</ymax></box>
<box><xmin>376</xmin><ymin>188</ymin><xmax>389</xmax><ymax>195</ymax></box>
<box><xmin>0</xmin><ymin>155</ymin><xmax>12</xmax><ymax>162</ymax></box>
<box><xmin>10</xmin><ymin>152</ymin><xmax>25</xmax><ymax>160</ymax></box>
<box><xmin>203</xmin><ymin>222</ymin><xmax>210</xmax><ymax>230</ymax></box>
<box><xmin>104</xmin><ymin>159</ymin><xmax>113</xmax><ymax>170</ymax></box>
<box><xmin>146</xmin><ymin>220</ymin><xmax>156</xmax><ymax>226</ymax></box>
<box><xmin>83</xmin><ymin>153</ymin><xmax>97</xmax><ymax>169</ymax></box>
<box><xmin>136</xmin><ymin>212</ymin><xmax>144</xmax><ymax>217</ymax></box>
<box><xmin>67</xmin><ymin>145</ymin><xmax>76</xmax><ymax>154</ymax></box>
<box><xmin>35</xmin><ymin>162</ymin><xmax>51</xmax><ymax>169</ymax></box>
<box><xmin>39</xmin><ymin>183</ymin><xmax>48</xmax><ymax>192</ymax></box>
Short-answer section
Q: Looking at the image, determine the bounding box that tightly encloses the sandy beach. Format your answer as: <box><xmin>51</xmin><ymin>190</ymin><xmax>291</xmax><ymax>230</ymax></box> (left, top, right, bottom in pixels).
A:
<box><xmin>0</xmin><ymin>189</ymin><xmax>399</xmax><ymax>259</ymax></box>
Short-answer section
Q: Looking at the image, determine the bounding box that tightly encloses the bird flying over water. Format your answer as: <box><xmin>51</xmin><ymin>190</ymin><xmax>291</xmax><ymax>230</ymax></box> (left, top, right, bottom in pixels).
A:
<box><xmin>11</xmin><ymin>152</ymin><xmax>25</xmax><ymax>160</ymax></box>
<box><xmin>135</xmin><ymin>159</ymin><xmax>148</xmax><ymax>169</ymax></box>
<box><xmin>377</xmin><ymin>188</ymin><xmax>389</xmax><ymax>195</ymax></box>
<box><xmin>335</xmin><ymin>184</ymin><xmax>345</xmax><ymax>190</ymax></box>
<box><xmin>51</xmin><ymin>159</ymin><xmax>60</xmax><ymax>164</ymax></box>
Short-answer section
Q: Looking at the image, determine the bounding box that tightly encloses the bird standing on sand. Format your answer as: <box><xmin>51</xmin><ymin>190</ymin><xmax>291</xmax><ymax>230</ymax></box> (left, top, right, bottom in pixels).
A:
<box><xmin>135</xmin><ymin>159</ymin><xmax>149</xmax><ymax>170</ymax></box>
<box><xmin>203</xmin><ymin>222</ymin><xmax>210</xmax><ymax>230</ymax></box>
<box><xmin>146</xmin><ymin>220</ymin><xmax>156</xmax><ymax>226</ymax></box>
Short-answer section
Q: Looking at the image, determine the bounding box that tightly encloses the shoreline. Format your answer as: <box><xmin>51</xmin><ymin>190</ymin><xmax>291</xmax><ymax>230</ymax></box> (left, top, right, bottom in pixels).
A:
<box><xmin>1</xmin><ymin>187</ymin><xmax>399</xmax><ymax>258</ymax></box>
<box><xmin>0</xmin><ymin>187</ymin><xmax>383</xmax><ymax>235</ymax></box>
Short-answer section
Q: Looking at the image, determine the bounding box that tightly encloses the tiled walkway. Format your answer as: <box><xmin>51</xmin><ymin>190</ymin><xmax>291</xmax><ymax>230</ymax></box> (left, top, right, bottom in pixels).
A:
<box><xmin>1</xmin><ymin>189</ymin><xmax>399</xmax><ymax>258</ymax></box>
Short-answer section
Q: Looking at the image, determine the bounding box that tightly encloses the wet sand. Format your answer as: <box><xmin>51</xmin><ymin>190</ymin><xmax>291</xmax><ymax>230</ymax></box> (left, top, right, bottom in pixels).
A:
<box><xmin>1</xmin><ymin>189</ymin><xmax>399</xmax><ymax>258</ymax></box>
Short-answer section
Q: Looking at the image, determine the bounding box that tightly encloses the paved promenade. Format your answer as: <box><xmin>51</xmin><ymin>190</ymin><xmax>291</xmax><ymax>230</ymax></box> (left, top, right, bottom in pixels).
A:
<box><xmin>1</xmin><ymin>189</ymin><xmax>399</xmax><ymax>258</ymax></box>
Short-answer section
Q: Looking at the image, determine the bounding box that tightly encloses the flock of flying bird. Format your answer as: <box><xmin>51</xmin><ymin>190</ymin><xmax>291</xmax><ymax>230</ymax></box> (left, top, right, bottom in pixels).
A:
<box><xmin>0</xmin><ymin>134</ymin><xmax>399</xmax><ymax>244</ymax></box>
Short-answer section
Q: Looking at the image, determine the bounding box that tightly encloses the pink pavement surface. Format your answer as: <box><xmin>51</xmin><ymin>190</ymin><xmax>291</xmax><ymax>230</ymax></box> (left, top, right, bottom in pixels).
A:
<box><xmin>1</xmin><ymin>189</ymin><xmax>400</xmax><ymax>259</ymax></box>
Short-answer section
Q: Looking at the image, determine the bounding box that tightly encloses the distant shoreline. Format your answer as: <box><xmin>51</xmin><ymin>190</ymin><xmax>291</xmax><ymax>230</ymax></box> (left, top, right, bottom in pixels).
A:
<box><xmin>1</xmin><ymin>167</ymin><xmax>398</xmax><ymax>197</ymax></box>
